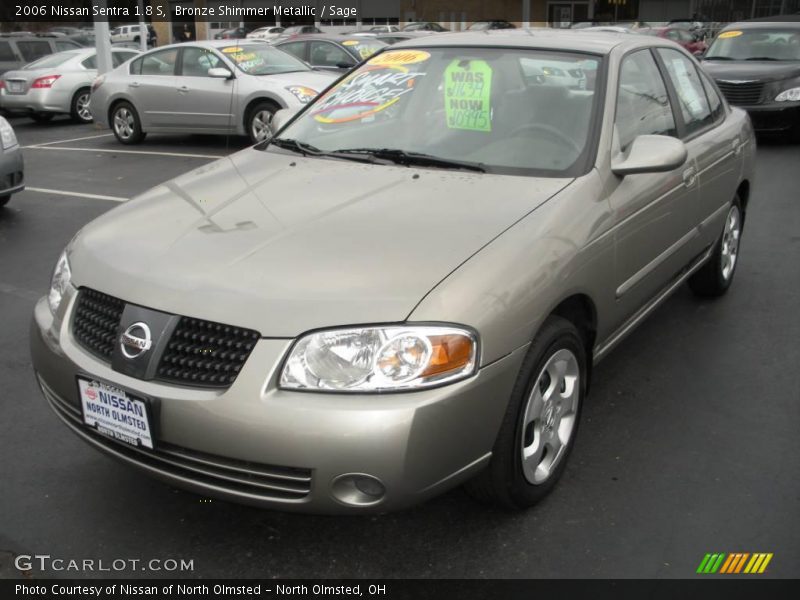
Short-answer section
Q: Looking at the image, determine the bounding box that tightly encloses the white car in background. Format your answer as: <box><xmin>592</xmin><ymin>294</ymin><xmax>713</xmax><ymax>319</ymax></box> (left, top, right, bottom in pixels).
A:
<box><xmin>1</xmin><ymin>47</ymin><xmax>139</xmax><ymax>123</ymax></box>
<box><xmin>246</xmin><ymin>26</ymin><xmax>285</xmax><ymax>42</ymax></box>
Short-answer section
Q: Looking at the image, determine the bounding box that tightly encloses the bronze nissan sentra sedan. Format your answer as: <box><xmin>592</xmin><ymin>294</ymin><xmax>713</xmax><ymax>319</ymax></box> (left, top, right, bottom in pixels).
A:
<box><xmin>31</xmin><ymin>30</ymin><xmax>755</xmax><ymax>513</ymax></box>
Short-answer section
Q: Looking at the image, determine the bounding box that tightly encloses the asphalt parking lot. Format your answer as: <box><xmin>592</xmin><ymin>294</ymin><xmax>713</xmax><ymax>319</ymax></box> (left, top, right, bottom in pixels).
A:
<box><xmin>1</xmin><ymin>114</ymin><xmax>798</xmax><ymax>579</ymax></box>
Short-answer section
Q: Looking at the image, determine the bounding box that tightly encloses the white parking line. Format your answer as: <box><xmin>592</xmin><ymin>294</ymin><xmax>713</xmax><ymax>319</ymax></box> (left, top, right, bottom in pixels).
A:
<box><xmin>25</xmin><ymin>133</ymin><xmax>115</xmax><ymax>147</ymax></box>
<box><xmin>23</xmin><ymin>146</ymin><xmax>224</xmax><ymax>159</ymax></box>
<box><xmin>25</xmin><ymin>187</ymin><xmax>128</xmax><ymax>203</ymax></box>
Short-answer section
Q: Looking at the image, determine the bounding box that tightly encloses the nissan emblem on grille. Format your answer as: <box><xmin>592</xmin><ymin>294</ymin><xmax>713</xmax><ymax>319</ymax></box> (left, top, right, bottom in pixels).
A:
<box><xmin>120</xmin><ymin>322</ymin><xmax>152</xmax><ymax>359</ymax></box>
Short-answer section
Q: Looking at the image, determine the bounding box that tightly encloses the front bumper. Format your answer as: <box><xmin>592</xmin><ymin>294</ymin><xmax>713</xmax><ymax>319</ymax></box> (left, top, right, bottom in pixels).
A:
<box><xmin>1</xmin><ymin>88</ymin><xmax>71</xmax><ymax>115</ymax></box>
<box><xmin>30</xmin><ymin>289</ymin><xmax>526</xmax><ymax>514</ymax></box>
<box><xmin>740</xmin><ymin>102</ymin><xmax>800</xmax><ymax>133</ymax></box>
<box><xmin>0</xmin><ymin>145</ymin><xmax>24</xmax><ymax>197</ymax></box>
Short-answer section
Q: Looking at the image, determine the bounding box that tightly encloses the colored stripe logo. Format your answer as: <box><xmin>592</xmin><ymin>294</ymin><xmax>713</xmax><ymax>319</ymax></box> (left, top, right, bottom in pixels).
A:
<box><xmin>697</xmin><ymin>553</ymin><xmax>773</xmax><ymax>574</ymax></box>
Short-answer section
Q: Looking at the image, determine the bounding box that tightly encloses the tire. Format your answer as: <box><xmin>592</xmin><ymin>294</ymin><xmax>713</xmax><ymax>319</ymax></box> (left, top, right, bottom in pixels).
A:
<box><xmin>70</xmin><ymin>88</ymin><xmax>93</xmax><ymax>123</ymax></box>
<box><xmin>111</xmin><ymin>101</ymin><xmax>146</xmax><ymax>144</ymax></box>
<box><xmin>29</xmin><ymin>112</ymin><xmax>54</xmax><ymax>124</ymax></box>
<box><xmin>688</xmin><ymin>197</ymin><xmax>742</xmax><ymax>297</ymax></box>
<box><xmin>465</xmin><ymin>316</ymin><xmax>587</xmax><ymax>509</ymax></box>
<box><xmin>0</xmin><ymin>195</ymin><xmax>9</xmax><ymax>208</ymax></box>
<box><xmin>246</xmin><ymin>100</ymin><xmax>278</xmax><ymax>144</ymax></box>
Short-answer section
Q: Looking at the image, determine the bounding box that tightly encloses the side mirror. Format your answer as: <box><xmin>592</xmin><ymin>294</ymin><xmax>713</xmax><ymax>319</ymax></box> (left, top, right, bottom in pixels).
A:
<box><xmin>612</xmin><ymin>135</ymin><xmax>688</xmax><ymax>176</ymax></box>
<box><xmin>270</xmin><ymin>107</ymin><xmax>299</xmax><ymax>133</ymax></box>
<box><xmin>336</xmin><ymin>61</ymin><xmax>356</xmax><ymax>69</ymax></box>
<box><xmin>208</xmin><ymin>67</ymin><xmax>233</xmax><ymax>79</ymax></box>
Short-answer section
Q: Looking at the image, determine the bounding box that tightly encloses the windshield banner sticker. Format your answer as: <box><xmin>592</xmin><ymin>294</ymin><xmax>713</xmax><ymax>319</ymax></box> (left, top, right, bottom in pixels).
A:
<box><xmin>312</xmin><ymin>65</ymin><xmax>426</xmax><ymax>124</ymax></box>
<box><xmin>444</xmin><ymin>59</ymin><xmax>493</xmax><ymax>132</ymax></box>
<box><xmin>368</xmin><ymin>50</ymin><xmax>431</xmax><ymax>67</ymax></box>
<box><xmin>717</xmin><ymin>30</ymin><xmax>742</xmax><ymax>39</ymax></box>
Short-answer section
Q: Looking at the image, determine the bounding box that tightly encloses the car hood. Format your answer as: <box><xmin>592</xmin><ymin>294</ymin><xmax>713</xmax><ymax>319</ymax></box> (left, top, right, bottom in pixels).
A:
<box><xmin>69</xmin><ymin>149</ymin><xmax>571</xmax><ymax>337</ymax></box>
<box><xmin>249</xmin><ymin>69</ymin><xmax>338</xmax><ymax>93</ymax></box>
<box><xmin>702</xmin><ymin>60</ymin><xmax>800</xmax><ymax>83</ymax></box>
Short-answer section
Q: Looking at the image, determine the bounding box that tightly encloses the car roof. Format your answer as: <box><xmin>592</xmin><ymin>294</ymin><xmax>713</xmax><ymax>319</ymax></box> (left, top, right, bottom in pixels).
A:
<box><xmin>390</xmin><ymin>28</ymin><xmax>648</xmax><ymax>55</ymax></box>
<box><xmin>722</xmin><ymin>15</ymin><xmax>800</xmax><ymax>30</ymax></box>
<box><xmin>276</xmin><ymin>34</ymin><xmax>385</xmax><ymax>43</ymax></box>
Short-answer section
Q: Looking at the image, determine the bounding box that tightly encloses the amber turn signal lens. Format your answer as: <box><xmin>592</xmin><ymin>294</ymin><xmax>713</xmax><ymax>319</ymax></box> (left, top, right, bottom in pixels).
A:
<box><xmin>420</xmin><ymin>334</ymin><xmax>474</xmax><ymax>378</ymax></box>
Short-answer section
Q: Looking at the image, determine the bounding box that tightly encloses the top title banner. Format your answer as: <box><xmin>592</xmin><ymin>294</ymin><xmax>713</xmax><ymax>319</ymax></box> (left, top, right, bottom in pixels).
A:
<box><xmin>3</xmin><ymin>1</ymin><xmax>402</xmax><ymax>22</ymax></box>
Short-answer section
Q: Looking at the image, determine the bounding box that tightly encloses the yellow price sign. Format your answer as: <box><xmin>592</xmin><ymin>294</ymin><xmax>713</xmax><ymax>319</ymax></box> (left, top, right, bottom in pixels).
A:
<box><xmin>718</xmin><ymin>31</ymin><xmax>743</xmax><ymax>39</ymax></box>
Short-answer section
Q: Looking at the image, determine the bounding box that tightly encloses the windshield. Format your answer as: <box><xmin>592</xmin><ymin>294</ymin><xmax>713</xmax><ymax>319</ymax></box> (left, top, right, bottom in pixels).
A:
<box><xmin>221</xmin><ymin>44</ymin><xmax>311</xmax><ymax>74</ymax></box>
<box><xmin>272</xmin><ymin>47</ymin><xmax>602</xmax><ymax>176</ymax></box>
<box><xmin>25</xmin><ymin>52</ymin><xmax>80</xmax><ymax>69</ymax></box>
<box><xmin>341</xmin><ymin>39</ymin><xmax>388</xmax><ymax>60</ymax></box>
<box><xmin>706</xmin><ymin>29</ymin><xmax>800</xmax><ymax>61</ymax></box>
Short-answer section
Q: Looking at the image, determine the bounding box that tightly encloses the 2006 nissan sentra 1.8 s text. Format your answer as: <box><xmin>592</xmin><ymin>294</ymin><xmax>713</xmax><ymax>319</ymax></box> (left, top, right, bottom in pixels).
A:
<box><xmin>31</xmin><ymin>30</ymin><xmax>755</xmax><ymax>514</ymax></box>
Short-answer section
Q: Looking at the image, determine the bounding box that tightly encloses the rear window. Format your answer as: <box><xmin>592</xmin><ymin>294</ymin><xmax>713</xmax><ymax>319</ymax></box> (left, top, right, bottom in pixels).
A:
<box><xmin>26</xmin><ymin>52</ymin><xmax>79</xmax><ymax>69</ymax></box>
<box><xmin>341</xmin><ymin>39</ymin><xmax>387</xmax><ymax>60</ymax></box>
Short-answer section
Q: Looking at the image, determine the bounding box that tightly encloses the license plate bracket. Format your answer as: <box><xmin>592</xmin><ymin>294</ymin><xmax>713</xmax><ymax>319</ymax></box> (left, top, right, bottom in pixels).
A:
<box><xmin>77</xmin><ymin>377</ymin><xmax>155</xmax><ymax>449</ymax></box>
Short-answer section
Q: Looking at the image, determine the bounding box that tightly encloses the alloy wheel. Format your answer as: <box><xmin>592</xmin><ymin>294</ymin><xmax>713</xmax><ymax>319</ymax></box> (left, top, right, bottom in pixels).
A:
<box><xmin>520</xmin><ymin>348</ymin><xmax>580</xmax><ymax>485</ymax></box>
<box><xmin>76</xmin><ymin>93</ymin><xmax>92</xmax><ymax>122</ymax></box>
<box><xmin>114</xmin><ymin>107</ymin><xmax>134</xmax><ymax>140</ymax></box>
<box><xmin>251</xmin><ymin>110</ymin><xmax>273</xmax><ymax>142</ymax></box>
<box><xmin>720</xmin><ymin>205</ymin><xmax>741</xmax><ymax>281</ymax></box>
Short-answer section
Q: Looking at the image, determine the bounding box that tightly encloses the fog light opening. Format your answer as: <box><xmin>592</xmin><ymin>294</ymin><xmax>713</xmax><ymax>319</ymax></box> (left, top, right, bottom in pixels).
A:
<box><xmin>331</xmin><ymin>474</ymin><xmax>386</xmax><ymax>507</ymax></box>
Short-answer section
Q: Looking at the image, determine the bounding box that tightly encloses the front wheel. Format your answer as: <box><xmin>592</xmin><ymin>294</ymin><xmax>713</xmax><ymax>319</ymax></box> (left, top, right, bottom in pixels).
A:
<box><xmin>465</xmin><ymin>316</ymin><xmax>586</xmax><ymax>509</ymax></box>
<box><xmin>247</xmin><ymin>101</ymin><xmax>278</xmax><ymax>144</ymax></box>
<box><xmin>71</xmin><ymin>88</ymin><xmax>93</xmax><ymax>123</ymax></box>
<box><xmin>111</xmin><ymin>101</ymin><xmax>146</xmax><ymax>144</ymax></box>
<box><xmin>688</xmin><ymin>198</ymin><xmax>742</xmax><ymax>297</ymax></box>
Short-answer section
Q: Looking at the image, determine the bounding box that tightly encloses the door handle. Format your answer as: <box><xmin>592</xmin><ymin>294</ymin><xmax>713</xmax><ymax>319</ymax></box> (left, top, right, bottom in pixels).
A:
<box><xmin>128</xmin><ymin>81</ymin><xmax>140</xmax><ymax>88</ymax></box>
<box><xmin>682</xmin><ymin>167</ymin><xmax>697</xmax><ymax>188</ymax></box>
<box><xmin>177</xmin><ymin>86</ymin><xmax>189</xmax><ymax>93</ymax></box>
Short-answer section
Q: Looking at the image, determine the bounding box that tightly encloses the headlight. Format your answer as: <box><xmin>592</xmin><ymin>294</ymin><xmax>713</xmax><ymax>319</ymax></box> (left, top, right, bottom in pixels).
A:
<box><xmin>775</xmin><ymin>87</ymin><xmax>800</xmax><ymax>102</ymax></box>
<box><xmin>48</xmin><ymin>250</ymin><xmax>72</xmax><ymax>314</ymax></box>
<box><xmin>0</xmin><ymin>117</ymin><xmax>18</xmax><ymax>149</ymax></box>
<box><xmin>280</xmin><ymin>325</ymin><xmax>478</xmax><ymax>392</ymax></box>
<box><xmin>285</xmin><ymin>85</ymin><xmax>318</xmax><ymax>104</ymax></box>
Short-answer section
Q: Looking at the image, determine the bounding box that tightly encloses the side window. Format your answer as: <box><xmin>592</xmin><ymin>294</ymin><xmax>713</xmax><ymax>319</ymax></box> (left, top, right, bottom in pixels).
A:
<box><xmin>140</xmin><ymin>48</ymin><xmax>178</xmax><ymax>75</ymax></box>
<box><xmin>698</xmin><ymin>70</ymin><xmax>724</xmax><ymax>122</ymax></box>
<box><xmin>180</xmin><ymin>47</ymin><xmax>223</xmax><ymax>76</ymax></box>
<box><xmin>309</xmin><ymin>42</ymin><xmax>351</xmax><ymax>67</ymax></box>
<box><xmin>82</xmin><ymin>55</ymin><xmax>97</xmax><ymax>69</ymax></box>
<box><xmin>112</xmin><ymin>52</ymin><xmax>136</xmax><ymax>68</ymax></box>
<box><xmin>0</xmin><ymin>42</ymin><xmax>15</xmax><ymax>61</ymax></box>
<box><xmin>130</xmin><ymin>56</ymin><xmax>142</xmax><ymax>74</ymax></box>
<box><xmin>56</xmin><ymin>41</ymin><xmax>78</xmax><ymax>52</ymax></box>
<box><xmin>16</xmin><ymin>41</ymin><xmax>51</xmax><ymax>62</ymax></box>
<box><xmin>657</xmin><ymin>49</ymin><xmax>713</xmax><ymax>136</ymax></box>
<box><xmin>278</xmin><ymin>42</ymin><xmax>306</xmax><ymax>61</ymax></box>
<box><xmin>615</xmin><ymin>50</ymin><xmax>677</xmax><ymax>152</ymax></box>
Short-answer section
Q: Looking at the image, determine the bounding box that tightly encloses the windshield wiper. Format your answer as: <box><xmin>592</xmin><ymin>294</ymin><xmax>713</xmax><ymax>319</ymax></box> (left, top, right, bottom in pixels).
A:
<box><xmin>332</xmin><ymin>148</ymin><xmax>487</xmax><ymax>173</ymax></box>
<box><xmin>744</xmin><ymin>56</ymin><xmax>781</xmax><ymax>61</ymax></box>
<box><xmin>703</xmin><ymin>55</ymin><xmax>734</xmax><ymax>60</ymax></box>
<box><xmin>269</xmin><ymin>138</ymin><xmax>379</xmax><ymax>164</ymax></box>
<box><xmin>269</xmin><ymin>138</ymin><xmax>323</xmax><ymax>156</ymax></box>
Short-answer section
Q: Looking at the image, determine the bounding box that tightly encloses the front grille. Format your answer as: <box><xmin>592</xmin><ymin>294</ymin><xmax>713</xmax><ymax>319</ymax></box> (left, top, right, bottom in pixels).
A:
<box><xmin>73</xmin><ymin>288</ymin><xmax>125</xmax><ymax>361</ymax></box>
<box><xmin>156</xmin><ymin>317</ymin><xmax>260</xmax><ymax>388</ymax></box>
<box><xmin>71</xmin><ymin>288</ymin><xmax>259</xmax><ymax>389</ymax></box>
<box><xmin>715</xmin><ymin>81</ymin><xmax>765</xmax><ymax>106</ymax></box>
<box><xmin>40</xmin><ymin>375</ymin><xmax>312</xmax><ymax>502</ymax></box>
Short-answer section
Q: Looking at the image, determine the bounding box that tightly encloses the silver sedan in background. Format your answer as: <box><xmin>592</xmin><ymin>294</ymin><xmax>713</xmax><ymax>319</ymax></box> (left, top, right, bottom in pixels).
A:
<box><xmin>1</xmin><ymin>48</ymin><xmax>140</xmax><ymax>123</ymax></box>
<box><xmin>90</xmin><ymin>41</ymin><xmax>339</xmax><ymax>144</ymax></box>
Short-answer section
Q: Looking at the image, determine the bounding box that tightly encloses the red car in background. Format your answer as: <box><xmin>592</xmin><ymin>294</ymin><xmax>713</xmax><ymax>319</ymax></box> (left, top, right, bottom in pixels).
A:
<box><xmin>644</xmin><ymin>27</ymin><xmax>708</xmax><ymax>56</ymax></box>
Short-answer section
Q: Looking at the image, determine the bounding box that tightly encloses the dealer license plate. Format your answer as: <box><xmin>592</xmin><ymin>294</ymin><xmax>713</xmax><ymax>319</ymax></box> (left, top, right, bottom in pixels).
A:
<box><xmin>78</xmin><ymin>378</ymin><xmax>154</xmax><ymax>449</ymax></box>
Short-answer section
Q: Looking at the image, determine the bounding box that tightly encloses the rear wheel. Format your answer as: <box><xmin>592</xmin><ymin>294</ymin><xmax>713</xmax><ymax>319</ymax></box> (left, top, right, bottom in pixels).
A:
<box><xmin>465</xmin><ymin>316</ymin><xmax>586</xmax><ymax>509</ymax></box>
<box><xmin>111</xmin><ymin>101</ymin><xmax>146</xmax><ymax>144</ymax></box>
<box><xmin>688</xmin><ymin>197</ymin><xmax>742</xmax><ymax>297</ymax></box>
<box><xmin>70</xmin><ymin>88</ymin><xmax>93</xmax><ymax>123</ymax></box>
<box><xmin>246</xmin><ymin>100</ymin><xmax>278</xmax><ymax>144</ymax></box>
<box><xmin>29</xmin><ymin>112</ymin><xmax>53</xmax><ymax>124</ymax></box>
